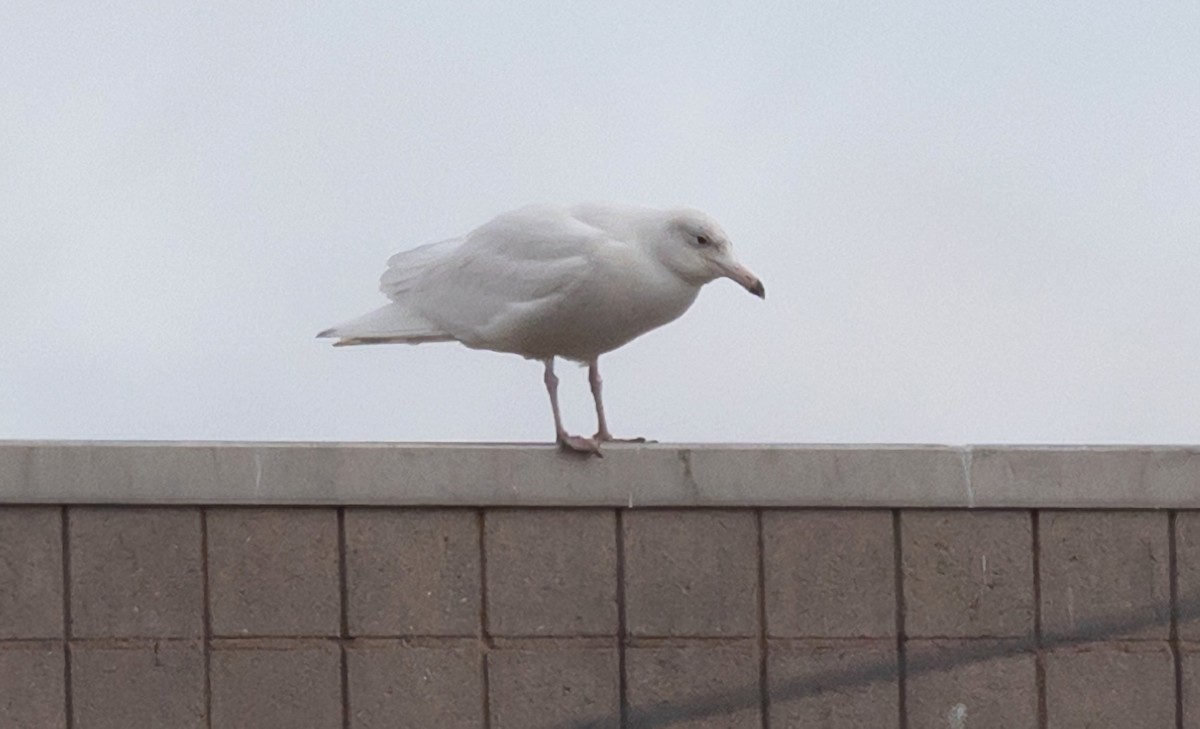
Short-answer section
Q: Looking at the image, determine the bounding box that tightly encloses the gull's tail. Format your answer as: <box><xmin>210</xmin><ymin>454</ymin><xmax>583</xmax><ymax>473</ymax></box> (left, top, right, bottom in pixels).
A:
<box><xmin>316</xmin><ymin>303</ymin><xmax>453</xmax><ymax>347</ymax></box>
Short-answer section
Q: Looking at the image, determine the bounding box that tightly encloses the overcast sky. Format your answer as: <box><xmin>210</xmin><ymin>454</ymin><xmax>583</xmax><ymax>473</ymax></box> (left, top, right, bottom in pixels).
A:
<box><xmin>2</xmin><ymin>2</ymin><xmax>1198</xmax><ymax>445</ymax></box>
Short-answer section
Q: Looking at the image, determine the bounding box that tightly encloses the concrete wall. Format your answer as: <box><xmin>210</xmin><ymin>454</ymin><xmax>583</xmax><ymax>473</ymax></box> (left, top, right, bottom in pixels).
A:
<box><xmin>2</xmin><ymin>443</ymin><xmax>1199</xmax><ymax>728</ymax></box>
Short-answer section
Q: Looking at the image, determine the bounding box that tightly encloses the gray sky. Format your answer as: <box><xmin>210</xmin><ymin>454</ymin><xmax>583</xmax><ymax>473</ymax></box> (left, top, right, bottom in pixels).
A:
<box><xmin>2</xmin><ymin>2</ymin><xmax>1198</xmax><ymax>445</ymax></box>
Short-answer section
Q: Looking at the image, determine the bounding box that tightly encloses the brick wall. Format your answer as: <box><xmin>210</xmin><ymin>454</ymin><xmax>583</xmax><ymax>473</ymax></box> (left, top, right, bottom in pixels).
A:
<box><xmin>2</xmin><ymin>504</ymin><xmax>1196</xmax><ymax>728</ymax></box>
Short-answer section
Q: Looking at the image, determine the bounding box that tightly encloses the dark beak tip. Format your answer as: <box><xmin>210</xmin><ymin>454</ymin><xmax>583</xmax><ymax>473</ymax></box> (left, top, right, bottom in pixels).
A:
<box><xmin>750</xmin><ymin>280</ymin><xmax>766</xmax><ymax>299</ymax></box>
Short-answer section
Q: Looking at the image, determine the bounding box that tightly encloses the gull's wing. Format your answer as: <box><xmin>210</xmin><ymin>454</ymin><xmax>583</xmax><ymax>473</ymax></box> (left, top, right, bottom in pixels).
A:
<box><xmin>379</xmin><ymin>236</ymin><xmax>462</xmax><ymax>301</ymax></box>
<box><xmin>407</xmin><ymin>205</ymin><xmax>606</xmax><ymax>345</ymax></box>
<box><xmin>318</xmin><ymin>236</ymin><xmax>464</xmax><ymax>345</ymax></box>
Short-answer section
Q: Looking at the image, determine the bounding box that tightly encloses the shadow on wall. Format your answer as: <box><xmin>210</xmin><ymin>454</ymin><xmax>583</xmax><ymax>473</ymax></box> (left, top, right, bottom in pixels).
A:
<box><xmin>569</xmin><ymin>594</ymin><xmax>1181</xmax><ymax>729</ymax></box>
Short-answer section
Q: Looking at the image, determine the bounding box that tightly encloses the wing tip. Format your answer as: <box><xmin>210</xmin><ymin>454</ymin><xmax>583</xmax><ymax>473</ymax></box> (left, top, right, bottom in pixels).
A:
<box><xmin>316</xmin><ymin>327</ymin><xmax>355</xmax><ymax>346</ymax></box>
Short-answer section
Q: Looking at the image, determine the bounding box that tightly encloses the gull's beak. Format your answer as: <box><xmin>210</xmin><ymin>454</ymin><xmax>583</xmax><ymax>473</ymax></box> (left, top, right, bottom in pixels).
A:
<box><xmin>713</xmin><ymin>257</ymin><xmax>765</xmax><ymax>299</ymax></box>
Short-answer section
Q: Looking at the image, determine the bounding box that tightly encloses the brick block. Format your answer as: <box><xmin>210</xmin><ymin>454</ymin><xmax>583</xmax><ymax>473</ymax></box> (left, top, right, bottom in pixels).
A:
<box><xmin>210</xmin><ymin>640</ymin><xmax>342</xmax><ymax>729</ymax></box>
<box><xmin>0</xmin><ymin>643</ymin><xmax>66</xmax><ymax>728</ymax></box>
<box><xmin>1044</xmin><ymin>643</ymin><xmax>1174</xmax><ymax>728</ymax></box>
<box><xmin>624</xmin><ymin>511</ymin><xmax>758</xmax><ymax>637</ymax></box>
<box><xmin>208</xmin><ymin>509</ymin><xmax>340</xmax><ymax>636</ymax></box>
<box><xmin>485</xmin><ymin>510</ymin><xmax>617</xmax><ymax>636</ymax></box>
<box><xmin>347</xmin><ymin>641</ymin><xmax>482</xmax><ymax>729</ymax></box>
<box><xmin>488</xmin><ymin>643</ymin><xmax>620</xmax><ymax>729</ymax></box>
<box><xmin>69</xmin><ymin>507</ymin><xmax>203</xmax><ymax>638</ymax></box>
<box><xmin>0</xmin><ymin>507</ymin><xmax>62</xmax><ymax>639</ymax></box>
<box><xmin>1039</xmin><ymin>512</ymin><xmax>1170</xmax><ymax>641</ymax></box>
<box><xmin>345</xmin><ymin>509</ymin><xmax>479</xmax><ymax>637</ymax></box>
<box><xmin>72</xmin><ymin>641</ymin><xmax>205</xmax><ymax>729</ymax></box>
<box><xmin>1181</xmin><ymin>644</ymin><xmax>1200</xmax><ymax>728</ymax></box>
<box><xmin>905</xmin><ymin>640</ymin><xmax>1037</xmax><ymax>728</ymax></box>
<box><xmin>764</xmin><ymin>510</ymin><xmax>895</xmax><ymax>638</ymax></box>
<box><xmin>1172</xmin><ymin>513</ymin><xmax>1200</xmax><ymax>639</ymax></box>
<box><xmin>626</xmin><ymin>642</ymin><xmax>760</xmax><ymax>728</ymax></box>
<box><xmin>767</xmin><ymin>640</ymin><xmax>898</xmax><ymax>728</ymax></box>
<box><xmin>902</xmin><ymin>511</ymin><xmax>1034</xmax><ymax>638</ymax></box>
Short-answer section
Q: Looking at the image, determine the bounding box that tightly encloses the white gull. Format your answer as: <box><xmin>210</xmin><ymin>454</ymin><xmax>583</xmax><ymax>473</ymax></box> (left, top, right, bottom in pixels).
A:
<box><xmin>318</xmin><ymin>202</ymin><xmax>764</xmax><ymax>455</ymax></box>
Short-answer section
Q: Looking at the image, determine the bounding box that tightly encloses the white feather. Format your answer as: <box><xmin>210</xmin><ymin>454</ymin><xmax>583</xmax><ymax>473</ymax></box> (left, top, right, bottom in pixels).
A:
<box><xmin>316</xmin><ymin>302</ymin><xmax>449</xmax><ymax>345</ymax></box>
<box><xmin>379</xmin><ymin>236</ymin><xmax>461</xmax><ymax>301</ymax></box>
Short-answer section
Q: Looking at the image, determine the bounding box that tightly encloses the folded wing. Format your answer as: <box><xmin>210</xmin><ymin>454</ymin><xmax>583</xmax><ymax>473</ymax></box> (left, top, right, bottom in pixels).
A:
<box><xmin>406</xmin><ymin>206</ymin><xmax>603</xmax><ymax>346</ymax></box>
<box><xmin>319</xmin><ymin>205</ymin><xmax>606</xmax><ymax>349</ymax></box>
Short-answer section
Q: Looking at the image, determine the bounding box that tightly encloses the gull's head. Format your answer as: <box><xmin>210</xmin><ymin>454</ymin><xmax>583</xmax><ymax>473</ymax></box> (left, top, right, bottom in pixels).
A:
<box><xmin>654</xmin><ymin>209</ymin><xmax>765</xmax><ymax>298</ymax></box>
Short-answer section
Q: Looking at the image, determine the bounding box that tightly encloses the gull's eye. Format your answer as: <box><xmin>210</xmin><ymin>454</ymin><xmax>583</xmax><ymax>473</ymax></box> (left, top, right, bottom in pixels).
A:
<box><xmin>695</xmin><ymin>234</ymin><xmax>711</xmax><ymax>247</ymax></box>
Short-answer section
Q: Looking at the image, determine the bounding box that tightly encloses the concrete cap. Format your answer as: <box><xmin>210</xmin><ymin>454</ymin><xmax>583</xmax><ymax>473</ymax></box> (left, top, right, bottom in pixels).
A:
<box><xmin>1</xmin><ymin>441</ymin><xmax>1198</xmax><ymax>508</ymax></box>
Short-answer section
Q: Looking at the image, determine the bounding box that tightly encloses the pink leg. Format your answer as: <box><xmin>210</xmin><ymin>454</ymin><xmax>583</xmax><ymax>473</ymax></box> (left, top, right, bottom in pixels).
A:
<box><xmin>588</xmin><ymin>358</ymin><xmax>647</xmax><ymax>444</ymax></box>
<box><xmin>544</xmin><ymin>358</ymin><xmax>601</xmax><ymax>456</ymax></box>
